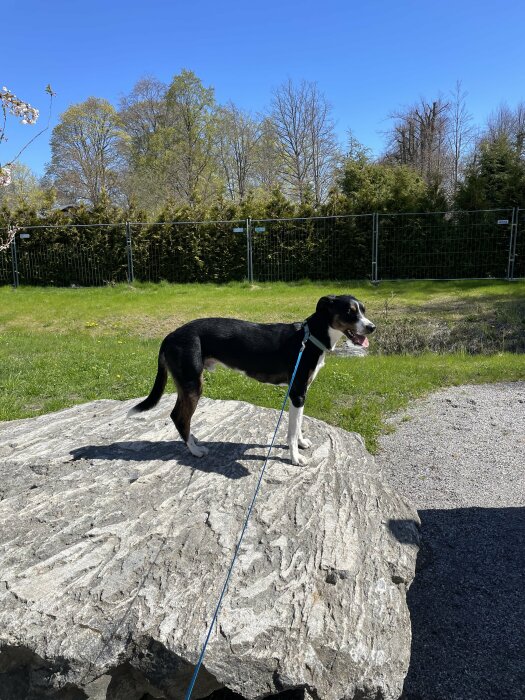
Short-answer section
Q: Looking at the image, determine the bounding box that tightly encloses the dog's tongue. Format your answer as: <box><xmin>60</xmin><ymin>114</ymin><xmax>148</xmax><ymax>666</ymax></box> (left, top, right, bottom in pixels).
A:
<box><xmin>347</xmin><ymin>332</ymin><xmax>369</xmax><ymax>348</ymax></box>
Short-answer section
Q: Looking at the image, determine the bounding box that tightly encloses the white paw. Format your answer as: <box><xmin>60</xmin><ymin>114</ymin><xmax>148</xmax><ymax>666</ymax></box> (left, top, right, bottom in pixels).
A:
<box><xmin>298</xmin><ymin>437</ymin><xmax>312</xmax><ymax>449</ymax></box>
<box><xmin>291</xmin><ymin>453</ymin><xmax>309</xmax><ymax>467</ymax></box>
<box><xmin>187</xmin><ymin>436</ymin><xmax>209</xmax><ymax>458</ymax></box>
<box><xmin>187</xmin><ymin>444</ymin><xmax>209</xmax><ymax>458</ymax></box>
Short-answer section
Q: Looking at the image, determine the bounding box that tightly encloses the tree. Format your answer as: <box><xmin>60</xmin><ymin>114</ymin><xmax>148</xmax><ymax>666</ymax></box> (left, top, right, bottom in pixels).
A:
<box><xmin>46</xmin><ymin>97</ymin><xmax>127</xmax><ymax>206</ymax></box>
<box><xmin>337</xmin><ymin>150</ymin><xmax>445</xmax><ymax>213</ymax></box>
<box><xmin>215</xmin><ymin>103</ymin><xmax>260</xmax><ymax>202</ymax></box>
<box><xmin>1</xmin><ymin>85</ymin><xmax>54</xmax><ymax>250</ymax></box>
<box><xmin>119</xmin><ymin>76</ymin><xmax>167</xmax><ymax>159</ymax></box>
<box><xmin>159</xmin><ymin>70</ymin><xmax>218</xmax><ymax>206</ymax></box>
<box><xmin>485</xmin><ymin>102</ymin><xmax>525</xmax><ymax>157</ymax></box>
<box><xmin>455</xmin><ymin>134</ymin><xmax>525</xmax><ymax>210</ymax></box>
<box><xmin>251</xmin><ymin>117</ymin><xmax>283</xmax><ymax>194</ymax></box>
<box><xmin>0</xmin><ymin>163</ymin><xmax>52</xmax><ymax>211</ymax></box>
<box><xmin>1</xmin><ymin>86</ymin><xmax>40</xmax><ymax>188</ymax></box>
<box><xmin>118</xmin><ymin>77</ymin><xmax>169</xmax><ymax>212</ymax></box>
<box><xmin>270</xmin><ymin>79</ymin><xmax>339</xmax><ymax>206</ymax></box>
<box><xmin>385</xmin><ymin>97</ymin><xmax>450</xmax><ymax>190</ymax></box>
<box><xmin>447</xmin><ymin>81</ymin><xmax>476</xmax><ymax>195</ymax></box>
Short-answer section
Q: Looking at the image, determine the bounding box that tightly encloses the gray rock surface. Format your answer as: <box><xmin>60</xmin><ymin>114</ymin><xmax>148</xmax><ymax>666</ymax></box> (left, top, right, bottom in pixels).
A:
<box><xmin>376</xmin><ymin>382</ymin><xmax>525</xmax><ymax>700</ymax></box>
<box><xmin>0</xmin><ymin>395</ymin><xmax>419</xmax><ymax>700</ymax></box>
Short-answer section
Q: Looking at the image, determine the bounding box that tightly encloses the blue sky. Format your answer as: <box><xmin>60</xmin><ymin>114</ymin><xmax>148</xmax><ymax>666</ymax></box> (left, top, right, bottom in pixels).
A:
<box><xmin>4</xmin><ymin>0</ymin><xmax>525</xmax><ymax>177</ymax></box>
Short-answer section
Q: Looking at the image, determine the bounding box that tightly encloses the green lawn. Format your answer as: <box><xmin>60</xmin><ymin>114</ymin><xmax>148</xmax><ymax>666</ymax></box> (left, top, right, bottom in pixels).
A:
<box><xmin>1</xmin><ymin>280</ymin><xmax>524</xmax><ymax>452</ymax></box>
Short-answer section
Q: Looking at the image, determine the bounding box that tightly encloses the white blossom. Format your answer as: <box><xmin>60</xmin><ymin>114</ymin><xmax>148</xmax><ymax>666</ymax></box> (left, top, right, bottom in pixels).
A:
<box><xmin>0</xmin><ymin>165</ymin><xmax>12</xmax><ymax>187</ymax></box>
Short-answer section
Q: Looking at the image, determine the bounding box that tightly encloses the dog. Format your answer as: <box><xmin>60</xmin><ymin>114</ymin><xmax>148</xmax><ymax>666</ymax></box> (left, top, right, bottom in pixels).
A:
<box><xmin>128</xmin><ymin>294</ymin><xmax>375</xmax><ymax>466</ymax></box>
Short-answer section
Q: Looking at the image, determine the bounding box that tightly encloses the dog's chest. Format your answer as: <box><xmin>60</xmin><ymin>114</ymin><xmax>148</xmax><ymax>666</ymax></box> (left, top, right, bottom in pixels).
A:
<box><xmin>308</xmin><ymin>353</ymin><xmax>325</xmax><ymax>385</ymax></box>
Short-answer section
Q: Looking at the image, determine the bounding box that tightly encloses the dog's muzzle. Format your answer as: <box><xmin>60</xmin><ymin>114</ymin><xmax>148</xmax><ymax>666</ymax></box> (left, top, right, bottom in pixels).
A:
<box><xmin>345</xmin><ymin>323</ymin><xmax>375</xmax><ymax>348</ymax></box>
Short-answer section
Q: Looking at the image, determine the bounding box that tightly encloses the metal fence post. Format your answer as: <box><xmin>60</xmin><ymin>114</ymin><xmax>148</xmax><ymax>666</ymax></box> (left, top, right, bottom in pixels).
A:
<box><xmin>371</xmin><ymin>213</ymin><xmax>379</xmax><ymax>283</ymax></box>
<box><xmin>507</xmin><ymin>208</ymin><xmax>518</xmax><ymax>280</ymax></box>
<box><xmin>126</xmin><ymin>221</ymin><xmax>134</xmax><ymax>283</ymax></box>
<box><xmin>10</xmin><ymin>233</ymin><xmax>18</xmax><ymax>289</ymax></box>
<box><xmin>246</xmin><ymin>217</ymin><xmax>253</xmax><ymax>282</ymax></box>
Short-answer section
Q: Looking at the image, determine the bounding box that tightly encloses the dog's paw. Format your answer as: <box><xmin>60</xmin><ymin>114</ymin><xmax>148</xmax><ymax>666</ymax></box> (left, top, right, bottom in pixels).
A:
<box><xmin>298</xmin><ymin>437</ymin><xmax>312</xmax><ymax>449</ymax></box>
<box><xmin>188</xmin><ymin>444</ymin><xmax>209</xmax><ymax>458</ymax></box>
<box><xmin>187</xmin><ymin>436</ymin><xmax>209</xmax><ymax>458</ymax></box>
<box><xmin>291</xmin><ymin>453</ymin><xmax>309</xmax><ymax>467</ymax></box>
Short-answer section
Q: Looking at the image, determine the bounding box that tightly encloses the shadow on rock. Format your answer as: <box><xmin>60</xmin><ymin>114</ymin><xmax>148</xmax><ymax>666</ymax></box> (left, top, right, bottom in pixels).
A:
<box><xmin>402</xmin><ymin>507</ymin><xmax>525</xmax><ymax>700</ymax></box>
<box><xmin>69</xmin><ymin>440</ymin><xmax>290</xmax><ymax>479</ymax></box>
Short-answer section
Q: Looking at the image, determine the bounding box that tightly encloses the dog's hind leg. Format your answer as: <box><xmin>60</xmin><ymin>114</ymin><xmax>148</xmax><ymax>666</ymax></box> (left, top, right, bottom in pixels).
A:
<box><xmin>170</xmin><ymin>379</ymin><xmax>208</xmax><ymax>458</ymax></box>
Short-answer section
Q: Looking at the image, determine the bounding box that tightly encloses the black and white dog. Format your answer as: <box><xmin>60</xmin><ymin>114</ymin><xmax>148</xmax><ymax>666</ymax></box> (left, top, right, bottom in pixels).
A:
<box><xmin>128</xmin><ymin>294</ymin><xmax>375</xmax><ymax>465</ymax></box>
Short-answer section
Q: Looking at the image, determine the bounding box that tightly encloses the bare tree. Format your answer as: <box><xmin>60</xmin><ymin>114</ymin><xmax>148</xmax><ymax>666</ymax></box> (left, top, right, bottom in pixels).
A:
<box><xmin>307</xmin><ymin>88</ymin><xmax>341</xmax><ymax>206</ymax></box>
<box><xmin>270</xmin><ymin>79</ymin><xmax>338</xmax><ymax>206</ymax></box>
<box><xmin>447</xmin><ymin>81</ymin><xmax>475</xmax><ymax>194</ymax></box>
<box><xmin>118</xmin><ymin>76</ymin><xmax>167</xmax><ymax>159</ymax></box>
<box><xmin>486</xmin><ymin>101</ymin><xmax>525</xmax><ymax>157</ymax></box>
<box><xmin>386</xmin><ymin>97</ymin><xmax>450</xmax><ymax>187</ymax></box>
<box><xmin>216</xmin><ymin>103</ymin><xmax>260</xmax><ymax>202</ymax></box>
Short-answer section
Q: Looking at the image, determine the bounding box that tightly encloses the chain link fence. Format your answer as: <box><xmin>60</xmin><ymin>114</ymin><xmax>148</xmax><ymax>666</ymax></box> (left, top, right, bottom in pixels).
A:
<box><xmin>375</xmin><ymin>209</ymin><xmax>516</xmax><ymax>280</ymax></box>
<box><xmin>0</xmin><ymin>209</ymin><xmax>523</xmax><ymax>287</ymax></box>
<box><xmin>0</xmin><ymin>223</ymin><xmax>129</xmax><ymax>286</ymax></box>
<box><xmin>250</xmin><ymin>215</ymin><xmax>373</xmax><ymax>281</ymax></box>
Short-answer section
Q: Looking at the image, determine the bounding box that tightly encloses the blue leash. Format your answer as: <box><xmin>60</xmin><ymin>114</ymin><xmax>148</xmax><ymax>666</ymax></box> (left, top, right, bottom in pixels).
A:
<box><xmin>184</xmin><ymin>324</ymin><xmax>311</xmax><ymax>700</ymax></box>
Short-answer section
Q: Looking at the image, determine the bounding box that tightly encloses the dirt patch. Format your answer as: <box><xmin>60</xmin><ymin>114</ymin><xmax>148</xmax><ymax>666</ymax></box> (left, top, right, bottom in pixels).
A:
<box><xmin>373</xmin><ymin>298</ymin><xmax>525</xmax><ymax>354</ymax></box>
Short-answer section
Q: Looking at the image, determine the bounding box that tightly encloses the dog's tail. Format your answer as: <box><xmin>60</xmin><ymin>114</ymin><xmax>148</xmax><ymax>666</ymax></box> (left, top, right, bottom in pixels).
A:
<box><xmin>127</xmin><ymin>353</ymin><xmax>168</xmax><ymax>417</ymax></box>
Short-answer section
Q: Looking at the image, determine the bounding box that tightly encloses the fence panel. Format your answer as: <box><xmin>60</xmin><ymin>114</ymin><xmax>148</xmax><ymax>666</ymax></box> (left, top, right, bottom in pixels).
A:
<box><xmin>377</xmin><ymin>210</ymin><xmax>515</xmax><ymax>279</ymax></box>
<box><xmin>131</xmin><ymin>220</ymin><xmax>247</xmax><ymax>283</ymax></box>
<box><xmin>1</xmin><ymin>210</ymin><xmax>523</xmax><ymax>287</ymax></box>
<box><xmin>0</xmin><ymin>239</ymin><xmax>12</xmax><ymax>286</ymax></box>
<box><xmin>251</xmin><ymin>215</ymin><xmax>374</xmax><ymax>282</ymax></box>
<box><xmin>7</xmin><ymin>224</ymin><xmax>129</xmax><ymax>286</ymax></box>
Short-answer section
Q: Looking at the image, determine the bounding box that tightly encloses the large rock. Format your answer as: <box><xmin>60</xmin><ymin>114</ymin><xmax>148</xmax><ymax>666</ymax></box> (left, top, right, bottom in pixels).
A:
<box><xmin>0</xmin><ymin>395</ymin><xmax>419</xmax><ymax>700</ymax></box>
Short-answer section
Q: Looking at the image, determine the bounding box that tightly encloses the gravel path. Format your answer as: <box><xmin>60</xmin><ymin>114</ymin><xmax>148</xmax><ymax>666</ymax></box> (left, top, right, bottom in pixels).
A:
<box><xmin>375</xmin><ymin>382</ymin><xmax>525</xmax><ymax>700</ymax></box>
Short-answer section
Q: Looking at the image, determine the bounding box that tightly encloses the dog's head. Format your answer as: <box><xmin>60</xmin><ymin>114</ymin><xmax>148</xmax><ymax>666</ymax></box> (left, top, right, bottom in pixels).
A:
<box><xmin>316</xmin><ymin>294</ymin><xmax>376</xmax><ymax>348</ymax></box>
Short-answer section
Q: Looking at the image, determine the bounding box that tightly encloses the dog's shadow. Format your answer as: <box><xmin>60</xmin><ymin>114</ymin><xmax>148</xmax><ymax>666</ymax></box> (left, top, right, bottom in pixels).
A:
<box><xmin>70</xmin><ymin>440</ymin><xmax>288</xmax><ymax>480</ymax></box>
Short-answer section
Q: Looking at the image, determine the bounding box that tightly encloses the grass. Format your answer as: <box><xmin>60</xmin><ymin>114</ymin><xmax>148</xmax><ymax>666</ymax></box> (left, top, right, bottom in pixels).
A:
<box><xmin>1</xmin><ymin>280</ymin><xmax>524</xmax><ymax>452</ymax></box>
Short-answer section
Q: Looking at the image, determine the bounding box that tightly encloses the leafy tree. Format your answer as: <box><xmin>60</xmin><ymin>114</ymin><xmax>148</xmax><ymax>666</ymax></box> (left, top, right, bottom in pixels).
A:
<box><xmin>119</xmin><ymin>76</ymin><xmax>167</xmax><ymax>159</ymax></box>
<box><xmin>485</xmin><ymin>102</ymin><xmax>525</xmax><ymax>157</ymax></box>
<box><xmin>158</xmin><ymin>70</ymin><xmax>218</xmax><ymax>207</ymax></box>
<box><xmin>118</xmin><ymin>76</ymin><xmax>169</xmax><ymax>213</ymax></box>
<box><xmin>45</xmin><ymin>97</ymin><xmax>127</xmax><ymax>206</ymax></box>
<box><xmin>455</xmin><ymin>134</ymin><xmax>525</xmax><ymax>209</ymax></box>
<box><xmin>251</xmin><ymin>117</ymin><xmax>283</xmax><ymax>195</ymax></box>
<box><xmin>337</xmin><ymin>153</ymin><xmax>444</xmax><ymax>213</ymax></box>
<box><xmin>0</xmin><ymin>163</ymin><xmax>54</xmax><ymax>211</ymax></box>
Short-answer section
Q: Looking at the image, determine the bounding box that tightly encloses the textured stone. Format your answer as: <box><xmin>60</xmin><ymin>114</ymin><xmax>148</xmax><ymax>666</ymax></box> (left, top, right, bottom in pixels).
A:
<box><xmin>0</xmin><ymin>395</ymin><xmax>419</xmax><ymax>700</ymax></box>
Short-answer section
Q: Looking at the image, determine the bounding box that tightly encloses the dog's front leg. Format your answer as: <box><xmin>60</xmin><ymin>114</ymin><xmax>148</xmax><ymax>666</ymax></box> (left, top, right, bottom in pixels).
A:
<box><xmin>292</xmin><ymin>386</ymin><xmax>311</xmax><ymax>449</ymax></box>
<box><xmin>288</xmin><ymin>399</ymin><xmax>308</xmax><ymax>466</ymax></box>
<box><xmin>298</xmin><ymin>424</ymin><xmax>312</xmax><ymax>450</ymax></box>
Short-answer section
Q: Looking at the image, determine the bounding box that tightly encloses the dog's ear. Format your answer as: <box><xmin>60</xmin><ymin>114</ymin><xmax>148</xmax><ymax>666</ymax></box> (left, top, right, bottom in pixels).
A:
<box><xmin>316</xmin><ymin>295</ymin><xmax>337</xmax><ymax>314</ymax></box>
